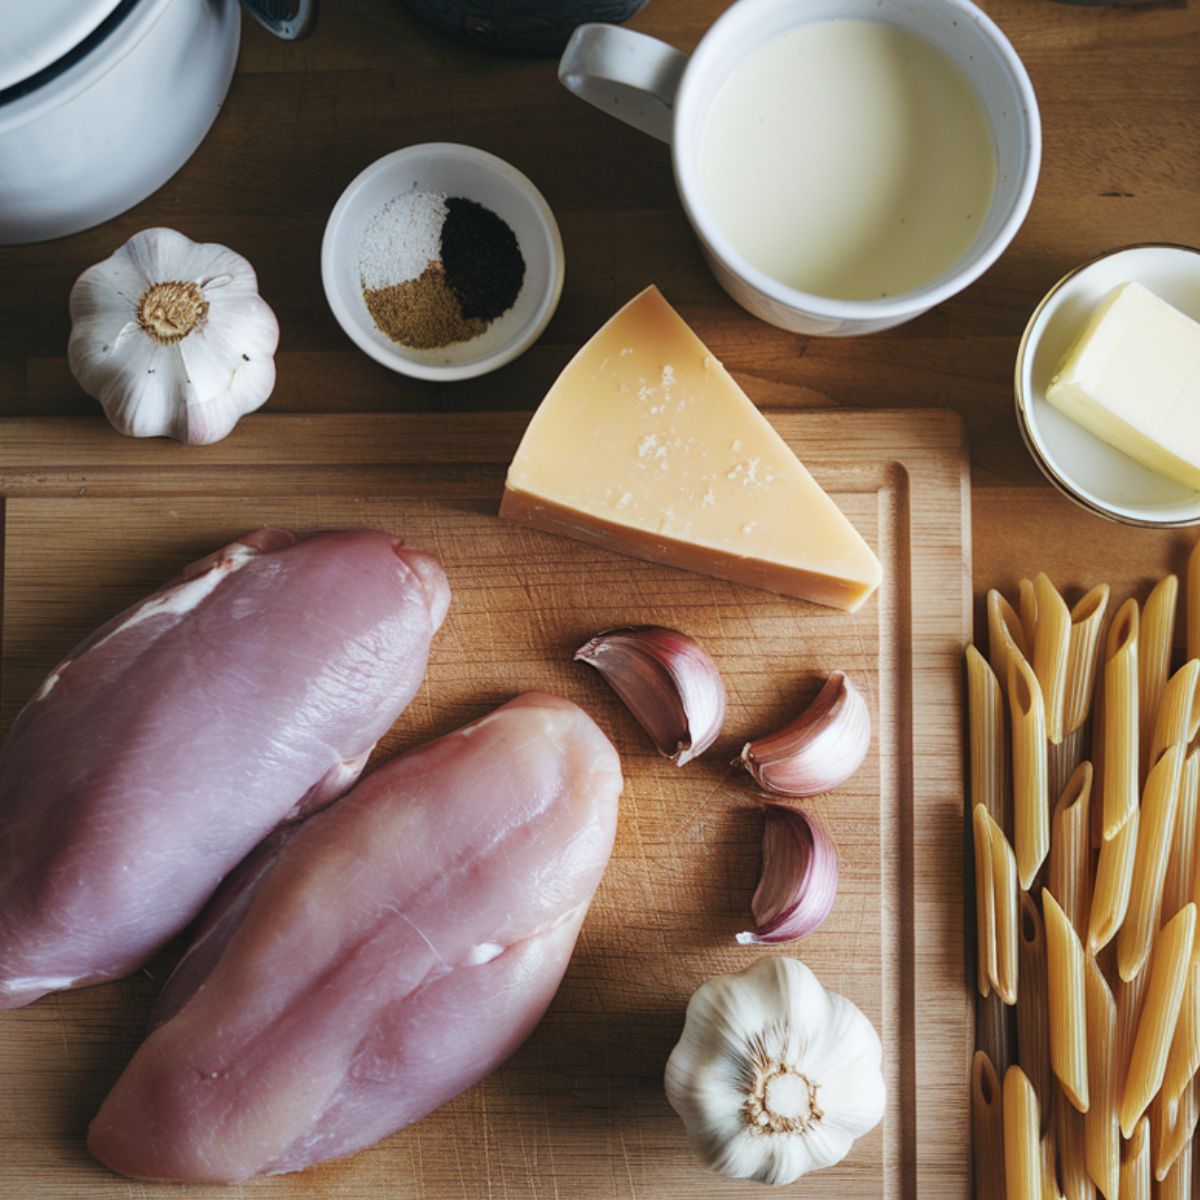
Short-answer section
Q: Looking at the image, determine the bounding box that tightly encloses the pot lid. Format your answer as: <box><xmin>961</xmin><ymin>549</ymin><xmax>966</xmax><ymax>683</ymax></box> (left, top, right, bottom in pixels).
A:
<box><xmin>0</xmin><ymin>0</ymin><xmax>127</xmax><ymax>94</ymax></box>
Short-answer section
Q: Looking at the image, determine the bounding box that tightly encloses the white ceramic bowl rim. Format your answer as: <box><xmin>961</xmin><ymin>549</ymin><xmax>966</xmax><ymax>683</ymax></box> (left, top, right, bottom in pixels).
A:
<box><xmin>670</xmin><ymin>0</ymin><xmax>1042</xmax><ymax>322</ymax></box>
<box><xmin>1014</xmin><ymin>241</ymin><xmax>1200</xmax><ymax>529</ymax></box>
<box><xmin>320</xmin><ymin>142</ymin><xmax>565</xmax><ymax>383</ymax></box>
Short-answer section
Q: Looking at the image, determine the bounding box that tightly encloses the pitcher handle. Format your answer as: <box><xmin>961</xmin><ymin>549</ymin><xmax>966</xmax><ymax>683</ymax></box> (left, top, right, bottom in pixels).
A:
<box><xmin>558</xmin><ymin>24</ymin><xmax>688</xmax><ymax>144</ymax></box>
<box><xmin>240</xmin><ymin>0</ymin><xmax>318</xmax><ymax>40</ymax></box>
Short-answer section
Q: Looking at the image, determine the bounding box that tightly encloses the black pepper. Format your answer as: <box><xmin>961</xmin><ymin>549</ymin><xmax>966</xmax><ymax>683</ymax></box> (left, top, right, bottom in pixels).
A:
<box><xmin>440</xmin><ymin>198</ymin><xmax>526</xmax><ymax>322</ymax></box>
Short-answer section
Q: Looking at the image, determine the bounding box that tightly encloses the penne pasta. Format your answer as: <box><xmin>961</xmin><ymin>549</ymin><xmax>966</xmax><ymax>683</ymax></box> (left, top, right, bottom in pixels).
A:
<box><xmin>1120</xmin><ymin>904</ymin><xmax>1198</xmax><ymax>1138</ymax></box>
<box><xmin>975</xmin><ymin>803</ymin><xmax>997</xmax><ymax>997</ymax></box>
<box><xmin>968</xmin><ymin>646</ymin><xmax>1010</xmax><ymax>836</ymax></box>
<box><xmin>1161</xmin><ymin>958</ymin><xmax>1200</xmax><ymax>1110</ymax></box>
<box><xmin>1084</xmin><ymin>956</ymin><xmax>1120</xmax><ymax>1200</ymax></box>
<box><xmin>1164</xmin><ymin>747</ymin><xmax>1200</xmax><ymax>921</ymax></box>
<box><xmin>1006</xmin><ymin>1064</ymin><xmax>1043</xmax><ymax>1200</ymax></box>
<box><xmin>1041</xmin><ymin>1128</ymin><xmax>1063</xmax><ymax>1200</ymax></box>
<box><xmin>1049</xmin><ymin>762</ymin><xmax>1093</xmax><ymax>941</ymax></box>
<box><xmin>1102</xmin><ymin>598</ymin><xmax>1140</xmax><ymax>841</ymax></box>
<box><xmin>1020</xmin><ymin>577</ymin><xmax>1040</xmax><ymax>660</ymax></box>
<box><xmin>1048</xmin><ymin>728</ymin><xmax>1086</xmax><ymax>824</ymax></box>
<box><xmin>990</xmin><ymin>589</ymin><xmax>1030</xmax><ymax>696</ymax></box>
<box><xmin>1045</xmin><ymin>889</ymin><xmax>1090</xmax><ymax>1113</ymax></box>
<box><xmin>1011</xmin><ymin>653</ymin><xmax>1051</xmax><ymax>890</ymax></box>
<box><xmin>1116</xmin><ymin>964</ymin><xmax>1152</xmax><ymax>1105</ymax></box>
<box><xmin>1139</xmin><ymin>575</ymin><xmax>1178</xmax><ymax>781</ymax></box>
<box><xmin>1091</xmin><ymin>648</ymin><xmax>1107</xmax><ymax>852</ymax></box>
<box><xmin>979</xmin><ymin>988</ymin><xmax>1016</xmax><ymax>1079</ymax></box>
<box><xmin>1034</xmin><ymin>572</ymin><xmax>1072</xmax><ymax>746</ymax></box>
<box><xmin>1118</xmin><ymin>745</ymin><xmax>1186</xmax><ymax>982</ymax></box>
<box><xmin>1063</xmin><ymin>584</ymin><xmax>1110</xmax><ymax>738</ymax></box>
<box><xmin>1154</xmin><ymin>1132</ymin><xmax>1191</xmax><ymax>1200</ymax></box>
<box><xmin>1019</xmin><ymin>890</ymin><xmax>1054</xmax><ymax>1121</ymax></box>
<box><xmin>1119</xmin><ymin>1115</ymin><xmax>1151</xmax><ymax>1200</ymax></box>
<box><xmin>1189</xmin><ymin>538</ymin><xmax>1200</xmax><ymax>665</ymax></box>
<box><xmin>973</xmin><ymin>1050</ymin><xmax>1006</xmax><ymax>1200</ymax></box>
<box><xmin>1155</xmin><ymin>1074</ymin><xmax>1199</xmax><ymax>1183</ymax></box>
<box><xmin>1149</xmin><ymin>661</ymin><xmax>1200</xmax><ymax>769</ymax></box>
<box><xmin>1053</xmin><ymin>1091</ymin><xmax>1094</xmax><ymax>1200</ymax></box>
<box><xmin>1088</xmin><ymin>807</ymin><xmax>1139</xmax><ymax>956</ymax></box>
<box><xmin>988</xmin><ymin>809</ymin><xmax>1020</xmax><ymax>1005</ymax></box>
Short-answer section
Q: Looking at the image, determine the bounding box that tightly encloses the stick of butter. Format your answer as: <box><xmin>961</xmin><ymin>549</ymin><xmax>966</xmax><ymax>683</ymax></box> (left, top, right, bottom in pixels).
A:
<box><xmin>1046</xmin><ymin>281</ymin><xmax>1200</xmax><ymax>491</ymax></box>
<box><xmin>500</xmin><ymin>286</ymin><xmax>882</xmax><ymax>611</ymax></box>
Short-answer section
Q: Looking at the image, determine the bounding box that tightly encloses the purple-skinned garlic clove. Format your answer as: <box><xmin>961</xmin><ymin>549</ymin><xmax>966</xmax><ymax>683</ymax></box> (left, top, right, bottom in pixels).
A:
<box><xmin>574</xmin><ymin>626</ymin><xmax>726</xmax><ymax>766</ymax></box>
<box><xmin>737</xmin><ymin>806</ymin><xmax>838</xmax><ymax>945</ymax></box>
<box><xmin>738</xmin><ymin>671</ymin><xmax>870</xmax><ymax>798</ymax></box>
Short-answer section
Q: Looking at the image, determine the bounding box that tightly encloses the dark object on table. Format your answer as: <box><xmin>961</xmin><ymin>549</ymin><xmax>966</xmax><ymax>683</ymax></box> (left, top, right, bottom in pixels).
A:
<box><xmin>242</xmin><ymin>0</ymin><xmax>318</xmax><ymax>39</ymax></box>
<box><xmin>399</xmin><ymin>0</ymin><xmax>649</xmax><ymax>54</ymax></box>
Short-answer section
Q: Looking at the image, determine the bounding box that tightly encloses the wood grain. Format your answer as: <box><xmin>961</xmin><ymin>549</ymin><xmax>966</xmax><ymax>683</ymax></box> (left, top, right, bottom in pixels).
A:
<box><xmin>0</xmin><ymin>409</ymin><xmax>969</xmax><ymax>1198</ymax></box>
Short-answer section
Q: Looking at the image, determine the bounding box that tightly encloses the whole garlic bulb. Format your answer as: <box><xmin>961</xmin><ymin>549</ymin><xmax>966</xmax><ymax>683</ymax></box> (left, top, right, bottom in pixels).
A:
<box><xmin>664</xmin><ymin>957</ymin><xmax>885</xmax><ymax>1186</ymax></box>
<box><xmin>68</xmin><ymin>228</ymin><xmax>279</xmax><ymax>445</ymax></box>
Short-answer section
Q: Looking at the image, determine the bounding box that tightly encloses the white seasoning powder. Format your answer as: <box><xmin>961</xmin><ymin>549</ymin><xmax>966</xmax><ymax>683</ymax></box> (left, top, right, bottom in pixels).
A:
<box><xmin>358</xmin><ymin>189</ymin><xmax>448</xmax><ymax>289</ymax></box>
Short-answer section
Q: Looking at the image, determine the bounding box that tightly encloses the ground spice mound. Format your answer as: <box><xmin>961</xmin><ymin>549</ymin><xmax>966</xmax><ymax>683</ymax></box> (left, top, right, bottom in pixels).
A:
<box><xmin>363</xmin><ymin>263</ymin><xmax>486</xmax><ymax>350</ymax></box>
<box><xmin>440</xmin><ymin>197</ymin><xmax>526</xmax><ymax>321</ymax></box>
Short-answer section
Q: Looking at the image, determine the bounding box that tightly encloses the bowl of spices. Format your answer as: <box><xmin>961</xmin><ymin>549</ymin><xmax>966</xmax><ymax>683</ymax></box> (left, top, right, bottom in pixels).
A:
<box><xmin>322</xmin><ymin>143</ymin><xmax>564</xmax><ymax>381</ymax></box>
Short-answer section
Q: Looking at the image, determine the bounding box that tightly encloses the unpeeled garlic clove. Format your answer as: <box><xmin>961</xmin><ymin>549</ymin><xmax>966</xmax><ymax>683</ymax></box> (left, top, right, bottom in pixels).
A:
<box><xmin>738</xmin><ymin>671</ymin><xmax>870</xmax><ymax>797</ymax></box>
<box><xmin>574</xmin><ymin>626</ymin><xmax>726</xmax><ymax>766</ymax></box>
<box><xmin>737</xmin><ymin>806</ymin><xmax>838</xmax><ymax>945</ymax></box>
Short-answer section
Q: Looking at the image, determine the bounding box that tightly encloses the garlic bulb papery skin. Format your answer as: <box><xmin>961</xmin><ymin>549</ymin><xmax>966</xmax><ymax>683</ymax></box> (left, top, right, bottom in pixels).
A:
<box><xmin>737</xmin><ymin>806</ymin><xmax>838</xmax><ymax>945</ymax></box>
<box><xmin>574</xmin><ymin>626</ymin><xmax>726</xmax><ymax>766</ymax></box>
<box><xmin>739</xmin><ymin>671</ymin><xmax>871</xmax><ymax>798</ymax></box>
<box><xmin>664</xmin><ymin>957</ymin><xmax>885</xmax><ymax>1186</ymax></box>
<box><xmin>68</xmin><ymin>228</ymin><xmax>280</xmax><ymax>445</ymax></box>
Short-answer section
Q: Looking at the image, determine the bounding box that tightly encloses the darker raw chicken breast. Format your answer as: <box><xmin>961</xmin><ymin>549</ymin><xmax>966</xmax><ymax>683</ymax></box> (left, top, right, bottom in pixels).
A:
<box><xmin>89</xmin><ymin>692</ymin><xmax>621</xmax><ymax>1183</ymax></box>
<box><xmin>0</xmin><ymin>528</ymin><xmax>449</xmax><ymax>1008</ymax></box>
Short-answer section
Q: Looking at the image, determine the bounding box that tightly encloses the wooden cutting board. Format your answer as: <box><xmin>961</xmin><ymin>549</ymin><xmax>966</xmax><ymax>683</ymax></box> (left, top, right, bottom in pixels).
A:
<box><xmin>0</xmin><ymin>409</ymin><xmax>971</xmax><ymax>1200</ymax></box>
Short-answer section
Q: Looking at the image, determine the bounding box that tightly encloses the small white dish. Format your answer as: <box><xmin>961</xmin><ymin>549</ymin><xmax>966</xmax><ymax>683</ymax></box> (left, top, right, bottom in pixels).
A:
<box><xmin>321</xmin><ymin>143</ymin><xmax>565</xmax><ymax>382</ymax></box>
<box><xmin>1015</xmin><ymin>243</ymin><xmax>1200</xmax><ymax>527</ymax></box>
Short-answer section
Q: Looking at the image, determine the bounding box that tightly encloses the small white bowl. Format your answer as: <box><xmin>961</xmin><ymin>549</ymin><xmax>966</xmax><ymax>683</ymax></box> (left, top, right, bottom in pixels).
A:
<box><xmin>321</xmin><ymin>144</ymin><xmax>565</xmax><ymax>381</ymax></box>
<box><xmin>1015</xmin><ymin>243</ymin><xmax>1200</xmax><ymax>527</ymax></box>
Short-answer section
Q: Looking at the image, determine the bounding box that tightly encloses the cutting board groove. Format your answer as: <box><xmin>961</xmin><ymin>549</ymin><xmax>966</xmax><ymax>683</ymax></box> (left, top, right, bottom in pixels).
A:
<box><xmin>0</xmin><ymin>409</ymin><xmax>970</xmax><ymax>1199</ymax></box>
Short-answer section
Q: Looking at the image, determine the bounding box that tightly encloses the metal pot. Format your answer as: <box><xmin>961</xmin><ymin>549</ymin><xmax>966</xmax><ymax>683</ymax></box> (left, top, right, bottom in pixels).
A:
<box><xmin>0</xmin><ymin>0</ymin><xmax>316</xmax><ymax>245</ymax></box>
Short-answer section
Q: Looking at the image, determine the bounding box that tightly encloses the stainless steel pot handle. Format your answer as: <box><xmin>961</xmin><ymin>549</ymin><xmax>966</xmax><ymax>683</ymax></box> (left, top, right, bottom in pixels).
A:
<box><xmin>240</xmin><ymin>0</ymin><xmax>318</xmax><ymax>40</ymax></box>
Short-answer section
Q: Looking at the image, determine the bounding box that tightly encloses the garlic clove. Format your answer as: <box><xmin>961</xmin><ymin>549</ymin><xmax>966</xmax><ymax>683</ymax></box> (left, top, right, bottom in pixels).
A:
<box><xmin>664</xmin><ymin>956</ymin><xmax>885</xmax><ymax>1185</ymax></box>
<box><xmin>737</xmin><ymin>806</ymin><xmax>838</xmax><ymax>945</ymax></box>
<box><xmin>574</xmin><ymin>626</ymin><xmax>726</xmax><ymax>766</ymax></box>
<box><xmin>738</xmin><ymin>671</ymin><xmax>870</xmax><ymax>797</ymax></box>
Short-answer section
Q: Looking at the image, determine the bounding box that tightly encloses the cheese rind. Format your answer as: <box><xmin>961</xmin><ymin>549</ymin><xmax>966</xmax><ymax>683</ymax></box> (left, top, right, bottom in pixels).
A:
<box><xmin>500</xmin><ymin>287</ymin><xmax>882</xmax><ymax>611</ymax></box>
<box><xmin>1046</xmin><ymin>282</ymin><xmax>1200</xmax><ymax>491</ymax></box>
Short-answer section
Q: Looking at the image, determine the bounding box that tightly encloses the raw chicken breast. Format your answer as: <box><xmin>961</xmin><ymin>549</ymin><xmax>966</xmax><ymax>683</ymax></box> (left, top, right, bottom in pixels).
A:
<box><xmin>0</xmin><ymin>528</ymin><xmax>449</xmax><ymax>1009</ymax></box>
<box><xmin>89</xmin><ymin>692</ymin><xmax>622</xmax><ymax>1184</ymax></box>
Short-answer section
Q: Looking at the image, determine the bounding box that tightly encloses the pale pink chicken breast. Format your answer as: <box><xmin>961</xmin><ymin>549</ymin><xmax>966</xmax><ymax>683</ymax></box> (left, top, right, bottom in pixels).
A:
<box><xmin>0</xmin><ymin>528</ymin><xmax>449</xmax><ymax>1009</ymax></box>
<box><xmin>89</xmin><ymin>692</ymin><xmax>622</xmax><ymax>1184</ymax></box>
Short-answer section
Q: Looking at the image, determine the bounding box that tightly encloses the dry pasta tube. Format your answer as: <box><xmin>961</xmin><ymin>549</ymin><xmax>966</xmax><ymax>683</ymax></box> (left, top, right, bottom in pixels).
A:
<box><xmin>1102</xmin><ymin>598</ymin><xmax>1140</xmax><ymax>841</ymax></box>
<box><xmin>1149</xmin><ymin>661</ymin><xmax>1200</xmax><ymax>768</ymax></box>
<box><xmin>1118</xmin><ymin>1115</ymin><xmax>1151</xmax><ymax>1200</ymax></box>
<box><xmin>1019</xmin><ymin>577</ymin><xmax>1039</xmax><ymax>658</ymax></box>
<box><xmin>1005</xmin><ymin>1065</ymin><xmax>1042</xmax><ymax>1200</ymax></box>
<box><xmin>1040</xmin><ymin>1128</ymin><xmax>1063</xmax><ymax>1200</ymax></box>
<box><xmin>1044</xmin><ymin>890</ymin><xmax>1090</xmax><ymax>1113</ymax></box>
<box><xmin>1115</xmin><ymin>965</ymin><xmax>1151</xmax><ymax>1110</ymax></box>
<box><xmin>1154</xmin><ymin>1132</ymin><xmax>1192</xmax><ymax>1200</ymax></box>
<box><xmin>1161</xmin><ymin>958</ymin><xmax>1200</xmax><ymax>1110</ymax></box>
<box><xmin>1164</xmin><ymin>746</ymin><xmax>1200</xmax><ymax>921</ymax></box>
<box><xmin>1155</xmin><ymin>1074</ymin><xmax>1199</xmax><ymax>1183</ymax></box>
<box><xmin>972</xmin><ymin>1050</ymin><xmax>1006</xmax><ymax>1200</ymax></box>
<box><xmin>1120</xmin><ymin>903</ymin><xmax>1197</xmax><ymax>1138</ymax></box>
<box><xmin>1117</xmin><ymin>744</ymin><xmax>1185</xmax><ymax>983</ymax></box>
<box><xmin>1018</xmin><ymin>890</ymin><xmax>1053</xmax><ymax>1121</ymax></box>
<box><xmin>975</xmin><ymin>803</ymin><xmax>997</xmax><ymax>997</ymax></box>
<box><xmin>978</xmin><ymin>989</ymin><xmax>1015</xmax><ymax>1080</ymax></box>
<box><xmin>1139</xmin><ymin>575</ymin><xmax>1178</xmax><ymax>780</ymax></box>
<box><xmin>967</xmin><ymin>646</ymin><xmax>1009</xmax><ymax>837</ymax></box>
<box><xmin>1048</xmin><ymin>762</ymin><xmax>1093</xmax><ymax>941</ymax></box>
<box><xmin>1034</xmin><ymin>572</ymin><xmax>1072</xmax><ymax>746</ymax></box>
<box><xmin>989</xmin><ymin>589</ymin><xmax>1029</xmax><ymax>697</ymax></box>
<box><xmin>1063</xmin><ymin>584</ymin><xmax>1110</xmax><ymax>738</ymax></box>
<box><xmin>1053</xmin><ymin>1094</ymin><xmax>1092</xmax><ymax>1200</ymax></box>
<box><xmin>988</xmin><ymin>809</ymin><xmax>1020</xmax><ymax>1005</ymax></box>
<box><xmin>1010</xmin><ymin>653</ymin><xmax>1050</xmax><ymax>890</ymax></box>
<box><xmin>1084</xmin><ymin>956</ymin><xmax>1119</xmax><ymax>1200</ymax></box>
<box><xmin>1088</xmin><ymin>808</ymin><xmax>1139</xmax><ymax>956</ymax></box>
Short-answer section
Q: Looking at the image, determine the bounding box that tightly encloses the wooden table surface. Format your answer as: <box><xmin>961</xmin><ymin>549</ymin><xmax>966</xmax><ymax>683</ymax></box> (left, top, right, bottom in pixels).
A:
<box><xmin>0</xmin><ymin>0</ymin><xmax>1198</xmax><ymax>601</ymax></box>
